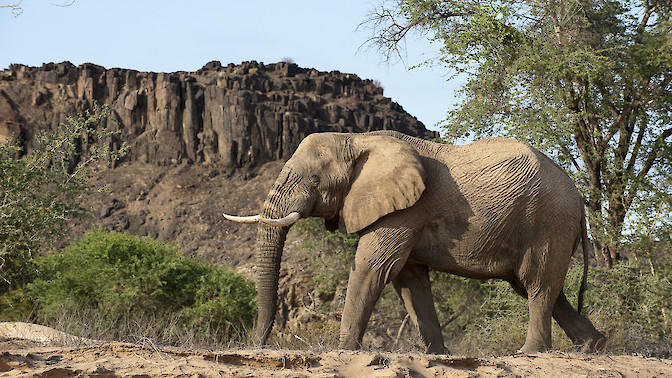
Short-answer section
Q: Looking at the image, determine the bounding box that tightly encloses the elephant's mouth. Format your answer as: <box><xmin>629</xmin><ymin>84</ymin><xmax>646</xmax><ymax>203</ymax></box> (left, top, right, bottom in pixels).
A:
<box><xmin>324</xmin><ymin>214</ymin><xmax>339</xmax><ymax>232</ymax></box>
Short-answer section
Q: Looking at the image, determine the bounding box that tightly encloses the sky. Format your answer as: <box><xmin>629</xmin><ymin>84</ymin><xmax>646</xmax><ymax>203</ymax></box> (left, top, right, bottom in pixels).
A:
<box><xmin>0</xmin><ymin>0</ymin><xmax>463</xmax><ymax>133</ymax></box>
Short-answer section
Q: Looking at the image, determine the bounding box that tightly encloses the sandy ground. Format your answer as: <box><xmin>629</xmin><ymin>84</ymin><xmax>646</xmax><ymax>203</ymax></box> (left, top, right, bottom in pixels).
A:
<box><xmin>1</xmin><ymin>322</ymin><xmax>672</xmax><ymax>377</ymax></box>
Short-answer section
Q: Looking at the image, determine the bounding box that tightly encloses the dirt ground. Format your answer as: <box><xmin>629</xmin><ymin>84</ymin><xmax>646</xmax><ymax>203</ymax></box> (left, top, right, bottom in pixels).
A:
<box><xmin>1</xmin><ymin>322</ymin><xmax>671</xmax><ymax>377</ymax></box>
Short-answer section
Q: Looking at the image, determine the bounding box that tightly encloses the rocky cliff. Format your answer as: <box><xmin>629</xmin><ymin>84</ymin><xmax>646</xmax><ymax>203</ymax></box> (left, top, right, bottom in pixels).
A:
<box><xmin>0</xmin><ymin>61</ymin><xmax>435</xmax><ymax>167</ymax></box>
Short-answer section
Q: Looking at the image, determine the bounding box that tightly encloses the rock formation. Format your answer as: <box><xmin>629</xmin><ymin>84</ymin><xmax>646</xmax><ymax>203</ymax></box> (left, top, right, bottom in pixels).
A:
<box><xmin>0</xmin><ymin>61</ymin><xmax>436</xmax><ymax>167</ymax></box>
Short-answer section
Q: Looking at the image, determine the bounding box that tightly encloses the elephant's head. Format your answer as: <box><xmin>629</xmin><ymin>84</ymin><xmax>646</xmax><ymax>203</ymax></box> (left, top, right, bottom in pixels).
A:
<box><xmin>223</xmin><ymin>132</ymin><xmax>427</xmax><ymax>344</ymax></box>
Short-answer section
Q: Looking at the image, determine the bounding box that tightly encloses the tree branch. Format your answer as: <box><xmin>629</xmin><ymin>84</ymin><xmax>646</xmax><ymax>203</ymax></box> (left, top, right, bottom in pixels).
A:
<box><xmin>625</xmin><ymin>126</ymin><xmax>672</xmax><ymax>207</ymax></box>
<box><xmin>440</xmin><ymin>305</ymin><xmax>465</xmax><ymax>330</ymax></box>
<box><xmin>645</xmin><ymin>75</ymin><xmax>672</xmax><ymax>106</ymax></box>
<box><xmin>2</xmin><ymin>1</ymin><xmax>75</xmax><ymax>16</ymax></box>
<box><xmin>637</xmin><ymin>127</ymin><xmax>672</xmax><ymax>181</ymax></box>
<box><xmin>612</xmin><ymin>106</ymin><xmax>639</xmax><ymax>178</ymax></box>
<box><xmin>600</xmin><ymin>104</ymin><xmax>636</xmax><ymax>152</ymax></box>
<box><xmin>393</xmin><ymin>313</ymin><xmax>411</xmax><ymax>349</ymax></box>
<box><xmin>1</xmin><ymin>0</ymin><xmax>23</xmax><ymax>16</ymax></box>
<box><xmin>360</xmin><ymin>1</ymin><xmax>473</xmax><ymax>63</ymax></box>
<box><xmin>637</xmin><ymin>3</ymin><xmax>660</xmax><ymax>39</ymax></box>
<box><xmin>626</xmin><ymin>114</ymin><xmax>648</xmax><ymax>173</ymax></box>
<box><xmin>51</xmin><ymin>0</ymin><xmax>76</xmax><ymax>7</ymax></box>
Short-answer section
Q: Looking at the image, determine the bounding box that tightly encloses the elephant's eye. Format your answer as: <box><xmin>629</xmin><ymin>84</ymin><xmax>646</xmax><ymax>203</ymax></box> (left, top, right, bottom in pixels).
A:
<box><xmin>309</xmin><ymin>174</ymin><xmax>320</xmax><ymax>186</ymax></box>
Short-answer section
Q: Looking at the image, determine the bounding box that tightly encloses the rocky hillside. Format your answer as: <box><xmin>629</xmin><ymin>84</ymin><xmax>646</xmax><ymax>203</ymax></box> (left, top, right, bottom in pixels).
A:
<box><xmin>0</xmin><ymin>61</ymin><xmax>435</xmax><ymax>167</ymax></box>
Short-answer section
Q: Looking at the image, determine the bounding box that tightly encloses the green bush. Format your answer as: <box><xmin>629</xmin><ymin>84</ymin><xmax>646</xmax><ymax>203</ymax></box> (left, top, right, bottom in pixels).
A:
<box><xmin>430</xmin><ymin>273</ymin><xmax>528</xmax><ymax>356</ymax></box>
<box><xmin>575</xmin><ymin>262</ymin><xmax>672</xmax><ymax>355</ymax></box>
<box><xmin>21</xmin><ymin>229</ymin><xmax>256</xmax><ymax>346</ymax></box>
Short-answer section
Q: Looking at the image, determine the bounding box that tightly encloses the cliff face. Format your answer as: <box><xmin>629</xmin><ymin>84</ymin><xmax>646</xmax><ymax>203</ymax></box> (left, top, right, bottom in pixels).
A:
<box><xmin>0</xmin><ymin>61</ymin><xmax>436</xmax><ymax>167</ymax></box>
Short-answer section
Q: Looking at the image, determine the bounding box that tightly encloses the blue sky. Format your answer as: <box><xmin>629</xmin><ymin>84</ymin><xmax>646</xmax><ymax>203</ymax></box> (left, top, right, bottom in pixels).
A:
<box><xmin>1</xmin><ymin>1</ymin><xmax>463</xmax><ymax>132</ymax></box>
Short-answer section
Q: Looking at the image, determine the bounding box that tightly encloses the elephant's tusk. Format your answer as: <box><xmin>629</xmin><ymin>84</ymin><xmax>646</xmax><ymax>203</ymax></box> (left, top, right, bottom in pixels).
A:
<box><xmin>222</xmin><ymin>211</ymin><xmax>301</xmax><ymax>227</ymax></box>
<box><xmin>222</xmin><ymin>213</ymin><xmax>261</xmax><ymax>224</ymax></box>
<box><xmin>258</xmin><ymin>211</ymin><xmax>301</xmax><ymax>227</ymax></box>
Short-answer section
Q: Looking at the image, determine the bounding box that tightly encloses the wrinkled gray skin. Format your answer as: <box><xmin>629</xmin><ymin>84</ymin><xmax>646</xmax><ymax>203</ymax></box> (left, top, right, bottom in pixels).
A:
<box><xmin>246</xmin><ymin>131</ymin><xmax>606</xmax><ymax>354</ymax></box>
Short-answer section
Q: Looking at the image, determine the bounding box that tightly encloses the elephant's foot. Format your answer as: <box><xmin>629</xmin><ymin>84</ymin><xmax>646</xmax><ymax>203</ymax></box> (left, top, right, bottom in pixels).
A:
<box><xmin>570</xmin><ymin>329</ymin><xmax>607</xmax><ymax>353</ymax></box>
<box><xmin>517</xmin><ymin>340</ymin><xmax>549</xmax><ymax>355</ymax></box>
<box><xmin>338</xmin><ymin>337</ymin><xmax>362</xmax><ymax>351</ymax></box>
<box><xmin>426</xmin><ymin>343</ymin><xmax>448</xmax><ymax>355</ymax></box>
<box><xmin>552</xmin><ymin>291</ymin><xmax>607</xmax><ymax>353</ymax></box>
<box><xmin>579</xmin><ymin>335</ymin><xmax>607</xmax><ymax>353</ymax></box>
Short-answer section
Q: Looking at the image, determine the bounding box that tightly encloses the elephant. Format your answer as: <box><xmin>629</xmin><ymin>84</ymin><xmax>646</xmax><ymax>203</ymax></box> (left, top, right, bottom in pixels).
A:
<box><xmin>223</xmin><ymin>130</ymin><xmax>606</xmax><ymax>354</ymax></box>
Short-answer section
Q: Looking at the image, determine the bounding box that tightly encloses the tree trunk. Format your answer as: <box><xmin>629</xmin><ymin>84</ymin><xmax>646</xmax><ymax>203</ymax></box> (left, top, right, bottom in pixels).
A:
<box><xmin>606</xmin><ymin>197</ymin><xmax>628</xmax><ymax>264</ymax></box>
<box><xmin>591</xmin><ymin>231</ymin><xmax>613</xmax><ymax>268</ymax></box>
<box><xmin>585</xmin><ymin>196</ymin><xmax>614</xmax><ymax>268</ymax></box>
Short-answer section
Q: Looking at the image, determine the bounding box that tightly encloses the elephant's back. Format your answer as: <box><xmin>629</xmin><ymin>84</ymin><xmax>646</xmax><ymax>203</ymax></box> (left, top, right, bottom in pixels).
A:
<box><xmin>444</xmin><ymin>137</ymin><xmax>546</xmax><ymax>196</ymax></box>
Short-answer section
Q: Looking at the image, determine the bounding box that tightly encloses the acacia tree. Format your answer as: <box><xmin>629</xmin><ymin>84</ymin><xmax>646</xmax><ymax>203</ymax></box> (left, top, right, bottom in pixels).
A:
<box><xmin>364</xmin><ymin>0</ymin><xmax>672</xmax><ymax>267</ymax></box>
<box><xmin>0</xmin><ymin>104</ymin><xmax>126</xmax><ymax>292</ymax></box>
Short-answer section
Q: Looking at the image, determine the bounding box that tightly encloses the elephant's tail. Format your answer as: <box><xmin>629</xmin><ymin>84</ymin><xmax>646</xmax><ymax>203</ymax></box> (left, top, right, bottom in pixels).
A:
<box><xmin>577</xmin><ymin>211</ymin><xmax>590</xmax><ymax>315</ymax></box>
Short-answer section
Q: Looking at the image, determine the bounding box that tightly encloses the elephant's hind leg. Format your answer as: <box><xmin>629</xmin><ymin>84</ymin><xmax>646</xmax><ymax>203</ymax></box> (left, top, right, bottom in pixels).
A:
<box><xmin>520</xmin><ymin>287</ymin><xmax>560</xmax><ymax>354</ymax></box>
<box><xmin>552</xmin><ymin>291</ymin><xmax>607</xmax><ymax>352</ymax></box>
<box><xmin>392</xmin><ymin>264</ymin><xmax>446</xmax><ymax>354</ymax></box>
<box><xmin>516</xmin><ymin>234</ymin><xmax>575</xmax><ymax>354</ymax></box>
<box><xmin>508</xmin><ymin>278</ymin><xmax>556</xmax><ymax>353</ymax></box>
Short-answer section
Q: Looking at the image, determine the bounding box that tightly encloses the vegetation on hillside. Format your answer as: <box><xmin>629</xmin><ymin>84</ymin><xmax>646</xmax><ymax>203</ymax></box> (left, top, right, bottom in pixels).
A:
<box><xmin>0</xmin><ymin>106</ymin><xmax>256</xmax><ymax>348</ymax></box>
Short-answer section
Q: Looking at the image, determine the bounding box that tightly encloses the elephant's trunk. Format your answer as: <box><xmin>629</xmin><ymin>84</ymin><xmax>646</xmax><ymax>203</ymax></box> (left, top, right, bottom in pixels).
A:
<box><xmin>253</xmin><ymin>168</ymin><xmax>306</xmax><ymax>344</ymax></box>
<box><xmin>254</xmin><ymin>223</ymin><xmax>288</xmax><ymax>344</ymax></box>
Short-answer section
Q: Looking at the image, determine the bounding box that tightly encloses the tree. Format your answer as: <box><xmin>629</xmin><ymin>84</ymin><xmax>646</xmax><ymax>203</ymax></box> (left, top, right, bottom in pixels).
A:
<box><xmin>0</xmin><ymin>104</ymin><xmax>126</xmax><ymax>292</ymax></box>
<box><xmin>364</xmin><ymin>0</ymin><xmax>672</xmax><ymax>267</ymax></box>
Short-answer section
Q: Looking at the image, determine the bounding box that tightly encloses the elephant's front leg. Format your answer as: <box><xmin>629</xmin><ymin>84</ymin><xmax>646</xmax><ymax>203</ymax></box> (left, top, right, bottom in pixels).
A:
<box><xmin>338</xmin><ymin>225</ymin><xmax>419</xmax><ymax>350</ymax></box>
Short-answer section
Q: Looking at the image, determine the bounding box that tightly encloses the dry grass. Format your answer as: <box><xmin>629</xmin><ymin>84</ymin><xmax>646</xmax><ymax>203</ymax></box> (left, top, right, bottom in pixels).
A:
<box><xmin>33</xmin><ymin>304</ymin><xmax>251</xmax><ymax>351</ymax></box>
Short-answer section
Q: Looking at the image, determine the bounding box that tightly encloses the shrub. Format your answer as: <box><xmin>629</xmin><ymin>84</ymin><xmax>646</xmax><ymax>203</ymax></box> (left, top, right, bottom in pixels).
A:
<box><xmin>267</xmin><ymin>318</ymin><xmax>341</xmax><ymax>350</ymax></box>
<box><xmin>23</xmin><ymin>229</ymin><xmax>256</xmax><ymax>346</ymax></box>
<box><xmin>446</xmin><ymin>278</ymin><xmax>529</xmax><ymax>356</ymax></box>
<box><xmin>572</xmin><ymin>262</ymin><xmax>672</xmax><ymax>355</ymax></box>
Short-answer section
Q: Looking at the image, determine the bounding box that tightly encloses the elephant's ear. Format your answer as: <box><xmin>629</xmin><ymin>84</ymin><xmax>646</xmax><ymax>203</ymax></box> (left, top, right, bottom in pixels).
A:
<box><xmin>340</xmin><ymin>135</ymin><xmax>426</xmax><ymax>233</ymax></box>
